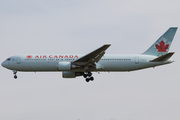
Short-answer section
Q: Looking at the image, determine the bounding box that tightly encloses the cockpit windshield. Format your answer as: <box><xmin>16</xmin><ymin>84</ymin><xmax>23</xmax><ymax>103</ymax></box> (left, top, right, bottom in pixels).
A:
<box><xmin>7</xmin><ymin>58</ymin><xmax>11</xmax><ymax>61</ymax></box>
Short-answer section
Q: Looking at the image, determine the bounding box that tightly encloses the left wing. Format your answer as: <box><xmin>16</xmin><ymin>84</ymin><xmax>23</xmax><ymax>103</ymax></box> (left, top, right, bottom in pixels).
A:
<box><xmin>72</xmin><ymin>44</ymin><xmax>111</xmax><ymax>70</ymax></box>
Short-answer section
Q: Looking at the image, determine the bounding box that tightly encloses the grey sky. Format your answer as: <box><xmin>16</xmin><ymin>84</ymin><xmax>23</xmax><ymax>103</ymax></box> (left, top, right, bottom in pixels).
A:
<box><xmin>0</xmin><ymin>0</ymin><xmax>180</xmax><ymax>120</ymax></box>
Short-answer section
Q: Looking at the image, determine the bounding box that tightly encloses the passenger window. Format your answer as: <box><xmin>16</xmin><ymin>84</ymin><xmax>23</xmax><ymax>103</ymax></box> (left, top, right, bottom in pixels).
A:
<box><xmin>7</xmin><ymin>58</ymin><xmax>11</xmax><ymax>61</ymax></box>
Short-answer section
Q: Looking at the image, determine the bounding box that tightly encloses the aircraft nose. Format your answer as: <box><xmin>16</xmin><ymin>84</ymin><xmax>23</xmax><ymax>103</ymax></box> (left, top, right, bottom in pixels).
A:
<box><xmin>1</xmin><ymin>61</ymin><xmax>6</xmax><ymax>67</ymax></box>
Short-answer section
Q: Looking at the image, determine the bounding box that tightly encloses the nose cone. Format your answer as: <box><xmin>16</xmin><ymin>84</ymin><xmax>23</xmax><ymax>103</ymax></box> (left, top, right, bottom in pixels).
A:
<box><xmin>1</xmin><ymin>61</ymin><xmax>6</xmax><ymax>68</ymax></box>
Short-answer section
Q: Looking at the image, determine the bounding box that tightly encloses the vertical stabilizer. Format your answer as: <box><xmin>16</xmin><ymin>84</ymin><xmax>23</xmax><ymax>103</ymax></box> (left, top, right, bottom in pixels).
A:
<box><xmin>143</xmin><ymin>27</ymin><xmax>177</xmax><ymax>56</ymax></box>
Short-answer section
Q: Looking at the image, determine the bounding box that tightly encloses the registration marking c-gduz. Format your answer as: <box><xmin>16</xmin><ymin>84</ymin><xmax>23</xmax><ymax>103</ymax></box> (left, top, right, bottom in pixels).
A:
<box><xmin>1</xmin><ymin>27</ymin><xmax>178</xmax><ymax>82</ymax></box>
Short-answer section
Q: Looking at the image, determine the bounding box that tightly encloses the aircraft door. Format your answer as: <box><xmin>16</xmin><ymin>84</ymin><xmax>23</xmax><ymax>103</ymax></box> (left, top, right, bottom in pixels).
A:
<box><xmin>134</xmin><ymin>57</ymin><xmax>139</xmax><ymax>64</ymax></box>
<box><xmin>16</xmin><ymin>57</ymin><xmax>21</xmax><ymax>64</ymax></box>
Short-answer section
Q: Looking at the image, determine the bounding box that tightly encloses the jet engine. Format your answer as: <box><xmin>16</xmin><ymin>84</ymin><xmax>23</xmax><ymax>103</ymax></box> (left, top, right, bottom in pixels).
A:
<box><xmin>62</xmin><ymin>71</ymin><xmax>84</xmax><ymax>78</ymax></box>
<box><xmin>58</xmin><ymin>62</ymin><xmax>71</xmax><ymax>71</ymax></box>
<box><xmin>58</xmin><ymin>62</ymin><xmax>81</xmax><ymax>71</ymax></box>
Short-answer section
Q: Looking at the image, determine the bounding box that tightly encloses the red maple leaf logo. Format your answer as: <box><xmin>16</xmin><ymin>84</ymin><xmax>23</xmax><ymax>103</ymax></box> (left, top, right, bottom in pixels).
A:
<box><xmin>155</xmin><ymin>41</ymin><xmax>169</xmax><ymax>52</ymax></box>
<box><xmin>26</xmin><ymin>55</ymin><xmax>32</xmax><ymax>59</ymax></box>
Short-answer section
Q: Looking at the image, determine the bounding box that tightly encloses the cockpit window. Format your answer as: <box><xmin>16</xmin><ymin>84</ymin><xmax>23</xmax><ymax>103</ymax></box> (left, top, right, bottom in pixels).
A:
<box><xmin>7</xmin><ymin>58</ymin><xmax>11</xmax><ymax>61</ymax></box>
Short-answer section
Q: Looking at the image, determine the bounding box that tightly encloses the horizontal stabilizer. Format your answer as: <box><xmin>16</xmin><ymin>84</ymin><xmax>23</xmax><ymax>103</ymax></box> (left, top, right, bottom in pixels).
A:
<box><xmin>150</xmin><ymin>52</ymin><xmax>174</xmax><ymax>62</ymax></box>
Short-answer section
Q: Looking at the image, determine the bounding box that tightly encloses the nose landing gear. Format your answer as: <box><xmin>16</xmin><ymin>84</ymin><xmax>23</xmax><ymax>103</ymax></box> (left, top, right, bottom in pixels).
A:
<box><xmin>13</xmin><ymin>70</ymin><xmax>17</xmax><ymax>79</ymax></box>
<box><xmin>83</xmin><ymin>72</ymin><xmax>94</xmax><ymax>82</ymax></box>
<box><xmin>14</xmin><ymin>75</ymin><xmax>17</xmax><ymax>79</ymax></box>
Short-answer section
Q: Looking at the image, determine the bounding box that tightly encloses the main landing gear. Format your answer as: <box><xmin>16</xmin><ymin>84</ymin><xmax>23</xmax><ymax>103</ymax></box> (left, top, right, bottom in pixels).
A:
<box><xmin>83</xmin><ymin>72</ymin><xmax>94</xmax><ymax>82</ymax></box>
<box><xmin>13</xmin><ymin>70</ymin><xmax>17</xmax><ymax>79</ymax></box>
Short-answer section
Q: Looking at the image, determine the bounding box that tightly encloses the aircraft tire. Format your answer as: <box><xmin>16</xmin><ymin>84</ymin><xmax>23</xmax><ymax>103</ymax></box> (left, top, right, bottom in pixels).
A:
<box><xmin>90</xmin><ymin>77</ymin><xmax>94</xmax><ymax>81</ymax></box>
<box><xmin>14</xmin><ymin>75</ymin><xmax>17</xmax><ymax>79</ymax></box>
<box><xmin>87</xmin><ymin>72</ymin><xmax>92</xmax><ymax>76</ymax></box>
<box><xmin>86</xmin><ymin>78</ymin><xmax>90</xmax><ymax>82</ymax></box>
<box><xmin>83</xmin><ymin>74</ymin><xmax>87</xmax><ymax>78</ymax></box>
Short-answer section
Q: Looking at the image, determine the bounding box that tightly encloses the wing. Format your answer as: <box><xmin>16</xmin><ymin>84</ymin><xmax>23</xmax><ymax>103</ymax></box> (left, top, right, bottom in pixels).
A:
<box><xmin>72</xmin><ymin>44</ymin><xmax>111</xmax><ymax>71</ymax></box>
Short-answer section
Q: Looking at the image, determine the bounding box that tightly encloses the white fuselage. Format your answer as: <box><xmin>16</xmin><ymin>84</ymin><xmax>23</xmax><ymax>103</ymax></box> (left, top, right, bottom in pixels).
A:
<box><xmin>1</xmin><ymin>54</ymin><xmax>173</xmax><ymax>72</ymax></box>
<box><xmin>1</xmin><ymin>27</ymin><xmax>177</xmax><ymax>81</ymax></box>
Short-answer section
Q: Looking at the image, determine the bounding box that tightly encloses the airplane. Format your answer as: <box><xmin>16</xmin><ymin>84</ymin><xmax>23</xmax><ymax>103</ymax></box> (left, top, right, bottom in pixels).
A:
<box><xmin>1</xmin><ymin>27</ymin><xmax>177</xmax><ymax>82</ymax></box>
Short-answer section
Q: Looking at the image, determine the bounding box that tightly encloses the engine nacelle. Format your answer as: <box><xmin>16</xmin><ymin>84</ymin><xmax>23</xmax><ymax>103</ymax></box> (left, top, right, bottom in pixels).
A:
<box><xmin>58</xmin><ymin>62</ymin><xmax>71</xmax><ymax>71</ymax></box>
<box><xmin>58</xmin><ymin>62</ymin><xmax>81</xmax><ymax>71</ymax></box>
<box><xmin>62</xmin><ymin>71</ymin><xmax>84</xmax><ymax>78</ymax></box>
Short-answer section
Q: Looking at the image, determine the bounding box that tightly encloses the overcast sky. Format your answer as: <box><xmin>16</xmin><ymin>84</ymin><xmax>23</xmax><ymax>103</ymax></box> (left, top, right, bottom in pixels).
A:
<box><xmin>0</xmin><ymin>0</ymin><xmax>180</xmax><ymax>120</ymax></box>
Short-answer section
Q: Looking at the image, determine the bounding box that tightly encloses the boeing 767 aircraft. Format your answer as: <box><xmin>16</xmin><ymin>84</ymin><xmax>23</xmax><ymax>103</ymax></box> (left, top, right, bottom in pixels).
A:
<box><xmin>1</xmin><ymin>27</ymin><xmax>177</xmax><ymax>82</ymax></box>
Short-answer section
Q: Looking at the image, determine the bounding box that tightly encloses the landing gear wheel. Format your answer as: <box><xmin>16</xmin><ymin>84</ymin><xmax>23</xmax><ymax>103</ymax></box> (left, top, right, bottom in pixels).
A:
<box><xmin>13</xmin><ymin>70</ymin><xmax>17</xmax><ymax>79</ymax></box>
<box><xmin>86</xmin><ymin>78</ymin><xmax>90</xmax><ymax>82</ymax></box>
<box><xmin>14</xmin><ymin>75</ymin><xmax>17</xmax><ymax>79</ymax></box>
<box><xmin>83</xmin><ymin>74</ymin><xmax>87</xmax><ymax>78</ymax></box>
<box><xmin>87</xmin><ymin>72</ymin><xmax>92</xmax><ymax>76</ymax></box>
<box><xmin>90</xmin><ymin>77</ymin><xmax>94</xmax><ymax>81</ymax></box>
<box><xmin>84</xmin><ymin>72</ymin><xmax>94</xmax><ymax>82</ymax></box>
